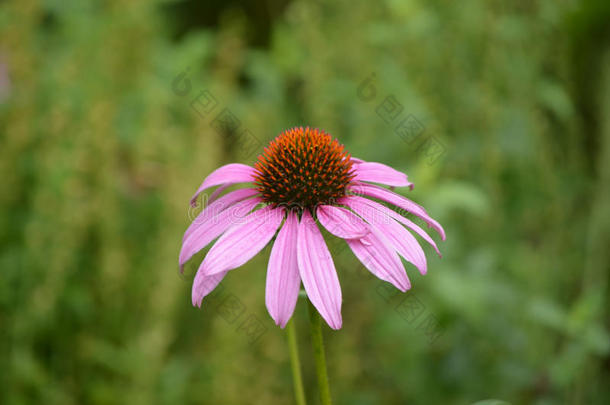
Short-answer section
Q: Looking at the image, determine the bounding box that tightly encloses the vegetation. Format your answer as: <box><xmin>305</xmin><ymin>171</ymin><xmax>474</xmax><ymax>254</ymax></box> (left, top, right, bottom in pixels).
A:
<box><xmin>1</xmin><ymin>0</ymin><xmax>609</xmax><ymax>404</ymax></box>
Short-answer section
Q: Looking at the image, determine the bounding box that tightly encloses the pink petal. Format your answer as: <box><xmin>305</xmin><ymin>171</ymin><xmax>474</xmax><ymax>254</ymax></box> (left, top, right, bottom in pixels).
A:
<box><xmin>192</xmin><ymin>271</ymin><xmax>228</xmax><ymax>307</ymax></box>
<box><xmin>208</xmin><ymin>183</ymin><xmax>232</xmax><ymax>204</ymax></box>
<box><xmin>201</xmin><ymin>205</ymin><xmax>285</xmax><ymax>276</ymax></box>
<box><xmin>183</xmin><ymin>188</ymin><xmax>259</xmax><ymax>242</ymax></box>
<box><xmin>190</xmin><ymin>164</ymin><xmax>256</xmax><ymax>207</ymax></box>
<box><xmin>353</xmin><ymin>162</ymin><xmax>414</xmax><ymax>188</ymax></box>
<box><xmin>297</xmin><ymin>211</ymin><xmax>342</xmax><ymax>330</ymax></box>
<box><xmin>350</xmin><ymin>157</ymin><xmax>365</xmax><ymax>163</ymax></box>
<box><xmin>345</xmin><ymin>226</ymin><xmax>411</xmax><ymax>292</ymax></box>
<box><xmin>265</xmin><ymin>211</ymin><xmax>301</xmax><ymax>328</ymax></box>
<box><xmin>343</xmin><ymin>197</ymin><xmax>427</xmax><ymax>275</ymax></box>
<box><xmin>179</xmin><ymin>197</ymin><xmax>261</xmax><ymax>270</ymax></box>
<box><xmin>347</xmin><ymin>195</ymin><xmax>441</xmax><ymax>257</ymax></box>
<box><xmin>350</xmin><ymin>182</ymin><xmax>446</xmax><ymax>240</ymax></box>
<box><xmin>316</xmin><ymin>205</ymin><xmax>369</xmax><ymax>239</ymax></box>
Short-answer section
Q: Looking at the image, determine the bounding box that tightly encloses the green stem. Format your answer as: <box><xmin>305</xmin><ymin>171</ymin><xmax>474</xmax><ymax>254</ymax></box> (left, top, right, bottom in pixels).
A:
<box><xmin>286</xmin><ymin>319</ymin><xmax>307</xmax><ymax>405</ymax></box>
<box><xmin>307</xmin><ymin>300</ymin><xmax>332</xmax><ymax>405</ymax></box>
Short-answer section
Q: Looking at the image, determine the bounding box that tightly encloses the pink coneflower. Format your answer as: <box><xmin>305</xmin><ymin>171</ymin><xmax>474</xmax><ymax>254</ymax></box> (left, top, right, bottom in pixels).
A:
<box><xmin>180</xmin><ymin>127</ymin><xmax>445</xmax><ymax>329</ymax></box>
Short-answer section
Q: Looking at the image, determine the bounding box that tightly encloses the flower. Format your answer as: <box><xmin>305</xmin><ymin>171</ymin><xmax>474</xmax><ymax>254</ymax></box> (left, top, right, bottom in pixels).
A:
<box><xmin>180</xmin><ymin>127</ymin><xmax>445</xmax><ymax>329</ymax></box>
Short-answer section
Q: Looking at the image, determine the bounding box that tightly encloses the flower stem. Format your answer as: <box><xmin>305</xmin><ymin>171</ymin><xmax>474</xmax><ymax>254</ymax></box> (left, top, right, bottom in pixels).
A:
<box><xmin>286</xmin><ymin>319</ymin><xmax>307</xmax><ymax>405</ymax></box>
<box><xmin>307</xmin><ymin>300</ymin><xmax>333</xmax><ymax>405</ymax></box>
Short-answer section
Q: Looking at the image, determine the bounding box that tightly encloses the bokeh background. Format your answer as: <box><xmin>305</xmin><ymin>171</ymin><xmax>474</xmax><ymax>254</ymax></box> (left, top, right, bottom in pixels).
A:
<box><xmin>1</xmin><ymin>0</ymin><xmax>609</xmax><ymax>404</ymax></box>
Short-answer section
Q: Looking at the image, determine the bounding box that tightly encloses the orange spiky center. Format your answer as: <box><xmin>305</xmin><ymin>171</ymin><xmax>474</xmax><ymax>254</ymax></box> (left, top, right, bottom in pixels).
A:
<box><xmin>254</xmin><ymin>127</ymin><xmax>355</xmax><ymax>211</ymax></box>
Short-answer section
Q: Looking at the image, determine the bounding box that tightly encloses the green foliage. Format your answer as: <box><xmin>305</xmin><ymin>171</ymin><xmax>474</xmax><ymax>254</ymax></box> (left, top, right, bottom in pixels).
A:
<box><xmin>1</xmin><ymin>0</ymin><xmax>609</xmax><ymax>404</ymax></box>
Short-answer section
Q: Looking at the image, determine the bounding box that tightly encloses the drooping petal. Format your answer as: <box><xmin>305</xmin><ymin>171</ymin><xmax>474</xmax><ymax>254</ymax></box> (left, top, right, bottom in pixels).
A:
<box><xmin>183</xmin><ymin>188</ymin><xmax>259</xmax><ymax>242</ymax></box>
<box><xmin>347</xmin><ymin>195</ymin><xmax>441</xmax><ymax>256</ymax></box>
<box><xmin>192</xmin><ymin>270</ymin><xmax>228</xmax><ymax>307</ymax></box>
<box><xmin>350</xmin><ymin>182</ymin><xmax>446</xmax><ymax>240</ymax></box>
<box><xmin>345</xmin><ymin>226</ymin><xmax>411</xmax><ymax>291</ymax></box>
<box><xmin>179</xmin><ymin>197</ymin><xmax>261</xmax><ymax>270</ymax></box>
<box><xmin>190</xmin><ymin>164</ymin><xmax>256</xmax><ymax>207</ymax></box>
<box><xmin>353</xmin><ymin>162</ymin><xmax>414</xmax><ymax>189</ymax></box>
<box><xmin>344</xmin><ymin>197</ymin><xmax>427</xmax><ymax>275</ymax></box>
<box><xmin>265</xmin><ymin>211</ymin><xmax>300</xmax><ymax>328</ymax></box>
<box><xmin>297</xmin><ymin>211</ymin><xmax>342</xmax><ymax>330</ymax></box>
<box><xmin>208</xmin><ymin>183</ymin><xmax>232</xmax><ymax>204</ymax></box>
<box><xmin>202</xmin><ymin>205</ymin><xmax>285</xmax><ymax>276</ymax></box>
<box><xmin>316</xmin><ymin>205</ymin><xmax>369</xmax><ymax>239</ymax></box>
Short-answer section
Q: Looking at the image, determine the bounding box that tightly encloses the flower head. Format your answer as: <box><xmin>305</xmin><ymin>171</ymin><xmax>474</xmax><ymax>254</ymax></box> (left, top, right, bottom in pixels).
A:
<box><xmin>180</xmin><ymin>127</ymin><xmax>445</xmax><ymax>329</ymax></box>
<box><xmin>253</xmin><ymin>127</ymin><xmax>355</xmax><ymax>210</ymax></box>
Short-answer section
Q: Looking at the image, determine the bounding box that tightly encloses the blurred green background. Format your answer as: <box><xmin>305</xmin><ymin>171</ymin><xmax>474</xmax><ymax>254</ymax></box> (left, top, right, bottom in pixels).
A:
<box><xmin>1</xmin><ymin>0</ymin><xmax>609</xmax><ymax>404</ymax></box>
